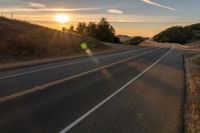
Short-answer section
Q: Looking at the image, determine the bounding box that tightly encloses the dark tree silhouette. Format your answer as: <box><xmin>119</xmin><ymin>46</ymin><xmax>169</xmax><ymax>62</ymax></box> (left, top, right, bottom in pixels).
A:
<box><xmin>96</xmin><ymin>18</ymin><xmax>115</xmax><ymax>42</ymax></box>
<box><xmin>86</xmin><ymin>22</ymin><xmax>97</xmax><ymax>38</ymax></box>
<box><xmin>76</xmin><ymin>22</ymin><xmax>87</xmax><ymax>35</ymax></box>
<box><xmin>68</xmin><ymin>25</ymin><xmax>75</xmax><ymax>32</ymax></box>
<box><xmin>69</xmin><ymin>18</ymin><xmax>120</xmax><ymax>43</ymax></box>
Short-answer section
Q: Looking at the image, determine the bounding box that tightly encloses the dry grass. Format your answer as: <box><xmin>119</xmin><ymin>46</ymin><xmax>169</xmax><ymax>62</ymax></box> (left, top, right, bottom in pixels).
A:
<box><xmin>185</xmin><ymin>40</ymin><xmax>200</xmax><ymax>49</ymax></box>
<box><xmin>191</xmin><ymin>54</ymin><xmax>200</xmax><ymax>65</ymax></box>
<box><xmin>0</xmin><ymin>17</ymin><xmax>109</xmax><ymax>63</ymax></box>
<box><xmin>185</xmin><ymin>54</ymin><xmax>200</xmax><ymax>133</ymax></box>
<box><xmin>139</xmin><ymin>39</ymin><xmax>161</xmax><ymax>46</ymax></box>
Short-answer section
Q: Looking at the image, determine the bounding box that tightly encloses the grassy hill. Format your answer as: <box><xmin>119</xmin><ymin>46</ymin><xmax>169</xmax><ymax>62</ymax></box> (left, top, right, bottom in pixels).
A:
<box><xmin>0</xmin><ymin>17</ymin><xmax>108</xmax><ymax>62</ymax></box>
<box><xmin>153</xmin><ymin>23</ymin><xmax>200</xmax><ymax>44</ymax></box>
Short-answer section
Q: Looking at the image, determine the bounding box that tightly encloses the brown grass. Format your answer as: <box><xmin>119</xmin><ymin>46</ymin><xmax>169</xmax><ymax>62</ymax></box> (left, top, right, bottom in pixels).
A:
<box><xmin>185</xmin><ymin>40</ymin><xmax>200</xmax><ymax>49</ymax></box>
<box><xmin>191</xmin><ymin>54</ymin><xmax>200</xmax><ymax>65</ymax></box>
<box><xmin>185</xmin><ymin>54</ymin><xmax>200</xmax><ymax>133</ymax></box>
<box><xmin>0</xmin><ymin>17</ymin><xmax>109</xmax><ymax>63</ymax></box>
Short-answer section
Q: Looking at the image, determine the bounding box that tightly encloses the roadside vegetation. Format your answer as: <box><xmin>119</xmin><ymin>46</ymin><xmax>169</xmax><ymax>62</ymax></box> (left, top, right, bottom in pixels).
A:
<box><xmin>124</xmin><ymin>36</ymin><xmax>147</xmax><ymax>45</ymax></box>
<box><xmin>0</xmin><ymin>17</ymin><xmax>110</xmax><ymax>63</ymax></box>
<box><xmin>185</xmin><ymin>54</ymin><xmax>200</xmax><ymax>133</ymax></box>
<box><xmin>66</xmin><ymin>18</ymin><xmax>121</xmax><ymax>43</ymax></box>
<box><xmin>153</xmin><ymin>23</ymin><xmax>200</xmax><ymax>44</ymax></box>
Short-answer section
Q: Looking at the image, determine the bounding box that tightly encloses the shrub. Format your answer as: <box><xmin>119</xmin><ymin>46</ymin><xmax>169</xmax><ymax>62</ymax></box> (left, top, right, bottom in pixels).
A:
<box><xmin>124</xmin><ymin>36</ymin><xmax>146</xmax><ymax>45</ymax></box>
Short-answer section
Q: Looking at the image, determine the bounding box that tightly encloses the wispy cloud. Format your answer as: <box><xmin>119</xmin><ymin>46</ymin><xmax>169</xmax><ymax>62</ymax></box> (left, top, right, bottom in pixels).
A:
<box><xmin>26</xmin><ymin>2</ymin><xmax>46</xmax><ymax>9</ymax></box>
<box><xmin>108</xmin><ymin>9</ymin><xmax>123</xmax><ymax>14</ymax></box>
<box><xmin>141</xmin><ymin>0</ymin><xmax>177</xmax><ymax>11</ymax></box>
<box><xmin>0</xmin><ymin>1</ymin><xmax>105</xmax><ymax>12</ymax></box>
<box><xmin>0</xmin><ymin>7</ymin><xmax>104</xmax><ymax>12</ymax></box>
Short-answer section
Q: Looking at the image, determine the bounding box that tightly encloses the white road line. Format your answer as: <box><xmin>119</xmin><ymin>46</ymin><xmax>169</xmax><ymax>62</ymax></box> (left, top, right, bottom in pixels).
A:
<box><xmin>0</xmin><ymin>47</ymin><xmax>163</xmax><ymax>103</ymax></box>
<box><xmin>0</xmin><ymin>47</ymin><xmax>152</xmax><ymax>80</ymax></box>
<box><xmin>59</xmin><ymin>46</ymin><xmax>174</xmax><ymax>133</ymax></box>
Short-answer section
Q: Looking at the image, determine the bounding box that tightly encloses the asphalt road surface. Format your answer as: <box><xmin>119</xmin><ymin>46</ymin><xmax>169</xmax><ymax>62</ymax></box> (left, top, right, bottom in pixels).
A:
<box><xmin>0</xmin><ymin>45</ymin><xmax>185</xmax><ymax>133</ymax></box>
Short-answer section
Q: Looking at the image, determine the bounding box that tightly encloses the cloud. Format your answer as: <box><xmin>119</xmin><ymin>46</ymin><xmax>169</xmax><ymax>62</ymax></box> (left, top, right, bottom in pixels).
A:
<box><xmin>0</xmin><ymin>7</ymin><xmax>104</xmax><ymax>12</ymax></box>
<box><xmin>27</xmin><ymin>2</ymin><xmax>46</xmax><ymax>9</ymax></box>
<box><xmin>108</xmin><ymin>9</ymin><xmax>123</xmax><ymax>14</ymax></box>
<box><xmin>141</xmin><ymin>0</ymin><xmax>177</xmax><ymax>11</ymax></box>
<box><xmin>0</xmin><ymin>1</ymin><xmax>106</xmax><ymax>12</ymax></box>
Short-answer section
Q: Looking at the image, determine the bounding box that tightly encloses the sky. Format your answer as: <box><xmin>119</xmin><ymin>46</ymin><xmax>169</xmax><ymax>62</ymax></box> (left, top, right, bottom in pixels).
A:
<box><xmin>0</xmin><ymin>0</ymin><xmax>200</xmax><ymax>37</ymax></box>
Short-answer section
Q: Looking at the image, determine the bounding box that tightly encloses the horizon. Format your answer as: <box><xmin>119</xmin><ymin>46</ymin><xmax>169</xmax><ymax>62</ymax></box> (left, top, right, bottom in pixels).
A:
<box><xmin>1</xmin><ymin>0</ymin><xmax>200</xmax><ymax>37</ymax></box>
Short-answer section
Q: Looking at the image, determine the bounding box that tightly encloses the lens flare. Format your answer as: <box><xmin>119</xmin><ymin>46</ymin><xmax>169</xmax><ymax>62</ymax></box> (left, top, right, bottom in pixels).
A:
<box><xmin>80</xmin><ymin>42</ymin><xmax>112</xmax><ymax>80</ymax></box>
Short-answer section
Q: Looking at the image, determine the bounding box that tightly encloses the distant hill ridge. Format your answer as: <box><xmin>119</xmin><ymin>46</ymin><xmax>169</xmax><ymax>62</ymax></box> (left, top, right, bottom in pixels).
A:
<box><xmin>153</xmin><ymin>23</ymin><xmax>200</xmax><ymax>44</ymax></box>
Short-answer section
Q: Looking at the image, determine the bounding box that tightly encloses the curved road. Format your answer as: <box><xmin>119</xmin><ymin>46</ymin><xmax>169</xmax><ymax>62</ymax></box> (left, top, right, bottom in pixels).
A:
<box><xmin>0</xmin><ymin>45</ymin><xmax>185</xmax><ymax>133</ymax></box>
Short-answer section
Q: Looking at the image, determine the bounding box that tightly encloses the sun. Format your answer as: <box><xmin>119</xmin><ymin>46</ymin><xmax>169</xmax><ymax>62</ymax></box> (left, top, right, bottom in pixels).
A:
<box><xmin>55</xmin><ymin>14</ymin><xmax>69</xmax><ymax>23</ymax></box>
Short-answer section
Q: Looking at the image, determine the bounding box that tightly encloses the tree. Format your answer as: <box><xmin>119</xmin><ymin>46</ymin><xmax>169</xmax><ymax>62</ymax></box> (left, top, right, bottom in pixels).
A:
<box><xmin>76</xmin><ymin>22</ymin><xmax>87</xmax><ymax>35</ymax></box>
<box><xmin>62</xmin><ymin>27</ymin><xmax>67</xmax><ymax>32</ymax></box>
<box><xmin>74</xmin><ymin>18</ymin><xmax>119</xmax><ymax>43</ymax></box>
<box><xmin>113</xmin><ymin>36</ymin><xmax>121</xmax><ymax>43</ymax></box>
<box><xmin>96</xmin><ymin>18</ymin><xmax>115</xmax><ymax>42</ymax></box>
<box><xmin>86</xmin><ymin>22</ymin><xmax>97</xmax><ymax>38</ymax></box>
<box><xmin>68</xmin><ymin>25</ymin><xmax>75</xmax><ymax>32</ymax></box>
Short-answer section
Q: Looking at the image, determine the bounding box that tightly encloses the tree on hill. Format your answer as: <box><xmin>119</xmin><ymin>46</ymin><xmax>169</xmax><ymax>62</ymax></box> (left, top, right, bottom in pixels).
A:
<box><xmin>86</xmin><ymin>22</ymin><xmax>97</xmax><ymax>38</ymax></box>
<box><xmin>113</xmin><ymin>36</ymin><xmax>121</xmax><ymax>43</ymax></box>
<box><xmin>76</xmin><ymin>22</ymin><xmax>87</xmax><ymax>35</ymax></box>
<box><xmin>96</xmin><ymin>18</ymin><xmax>116</xmax><ymax>42</ymax></box>
<box><xmin>68</xmin><ymin>25</ymin><xmax>75</xmax><ymax>32</ymax></box>
<box><xmin>68</xmin><ymin>18</ymin><xmax>120</xmax><ymax>43</ymax></box>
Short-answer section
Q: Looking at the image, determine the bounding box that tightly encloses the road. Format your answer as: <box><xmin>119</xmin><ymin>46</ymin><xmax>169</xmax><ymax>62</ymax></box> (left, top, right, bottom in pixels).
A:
<box><xmin>0</xmin><ymin>45</ymin><xmax>185</xmax><ymax>133</ymax></box>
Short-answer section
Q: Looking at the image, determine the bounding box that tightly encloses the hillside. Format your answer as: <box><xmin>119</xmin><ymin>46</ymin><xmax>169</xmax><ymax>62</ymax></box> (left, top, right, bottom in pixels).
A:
<box><xmin>153</xmin><ymin>23</ymin><xmax>200</xmax><ymax>44</ymax></box>
<box><xmin>117</xmin><ymin>35</ymin><xmax>132</xmax><ymax>42</ymax></box>
<box><xmin>124</xmin><ymin>36</ymin><xmax>147</xmax><ymax>46</ymax></box>
<box><xmin>0</xmin><ymin>17</ymin><xmax>109</xmax><ymax>63</ymax></box>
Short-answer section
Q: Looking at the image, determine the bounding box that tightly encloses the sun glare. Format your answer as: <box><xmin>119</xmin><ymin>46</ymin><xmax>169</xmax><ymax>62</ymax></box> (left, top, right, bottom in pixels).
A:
<box><xmin>55</xmin><ymin>14</ymin><xmax>69</xmax><ymax>23</ymax></box>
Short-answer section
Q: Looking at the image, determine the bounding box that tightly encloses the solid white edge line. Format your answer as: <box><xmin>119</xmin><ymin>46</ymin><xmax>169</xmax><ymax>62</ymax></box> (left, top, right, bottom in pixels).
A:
<box><xmin>0</xmin><ymin>47</ymin><xmax>153</xmax><ymax>80</ymax></box>
<box><xmin>0</xmin><ymin>46</ymin><xmax>164</xmax><ymax>103</ymax></box>
<box><xmin>59</xmin><ymin>45</ymin><xmax>174</xmax><ymax>133</ymax></box>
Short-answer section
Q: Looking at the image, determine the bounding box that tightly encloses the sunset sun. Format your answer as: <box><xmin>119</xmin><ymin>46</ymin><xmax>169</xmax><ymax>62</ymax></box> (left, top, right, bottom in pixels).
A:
<box><xmin>55</xmin><ymin>14</ymin><xmax>69</xmax><ymax>23</ymax></box>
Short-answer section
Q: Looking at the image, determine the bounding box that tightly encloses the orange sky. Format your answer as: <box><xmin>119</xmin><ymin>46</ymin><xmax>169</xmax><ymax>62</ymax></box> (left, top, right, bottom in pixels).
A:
<box><xmin>1</xmin><ymin>0</ymin><xmax>199</xmax><ymax>37</ymax></box>
<box><xmin>1</xmin><ymin>12</ymin><xmax>197</xmax><ymax>37</ymax></box>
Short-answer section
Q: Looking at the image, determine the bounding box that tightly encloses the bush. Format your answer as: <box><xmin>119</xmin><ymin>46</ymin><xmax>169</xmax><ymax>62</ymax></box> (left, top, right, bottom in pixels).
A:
<box><xmin>124</xmin><ymin>36</ymin><xmax>146</xmax><ymax>45</ymax></box>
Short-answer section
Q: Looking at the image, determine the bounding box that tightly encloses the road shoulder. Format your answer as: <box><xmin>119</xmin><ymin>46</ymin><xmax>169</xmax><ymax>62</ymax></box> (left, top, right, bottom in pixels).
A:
<box><xmin>184</xmin><ymin>53</ymin><xmax>200</xmax><ymax>133</ymax></box>
<box><xmin>0</xmin><ymin>49</ymin><xmax>118</xmax><ymax>72</ymax></box>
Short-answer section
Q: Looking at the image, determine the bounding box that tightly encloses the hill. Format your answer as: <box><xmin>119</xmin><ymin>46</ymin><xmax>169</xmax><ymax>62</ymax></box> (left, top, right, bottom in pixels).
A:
<box><xmin>117</xmin><ymin>35</ymin><xmax>132</xmax><ymax>42</ymax></box>
<box><xmin>124</xmin><ymin>36</ymin><xmax>147</xmax><ymax>46</ymax></box>
<box><xmin>0</xmin><ymin>17</ymin><xmax>108</xmax><ymax>63</ymax></box>
<box><xmin>153</xmin><ymin>23</ymin><xmax>200</xmax><ymax>44</ymax></box>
